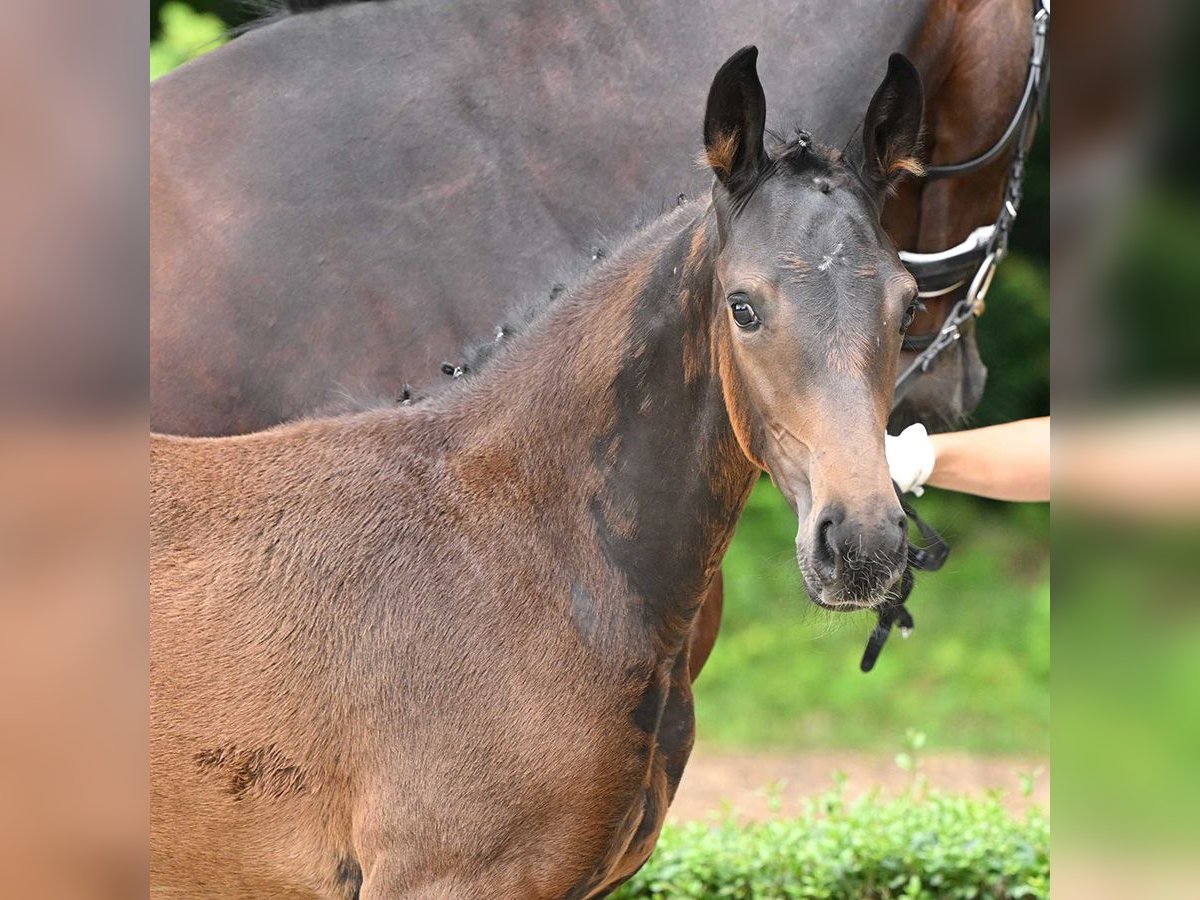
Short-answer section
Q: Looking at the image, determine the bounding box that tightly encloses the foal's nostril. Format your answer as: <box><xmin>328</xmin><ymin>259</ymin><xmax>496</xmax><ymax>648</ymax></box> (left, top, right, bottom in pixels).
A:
<box><xmin>814</xmin><ymin>506</ymin><xmax>846</xmax><ymax>572</ymax></box>
<box><xmin>816</xmin><ymin>516</ymin><xmax>837</xmax><ymax>568</ymax></box>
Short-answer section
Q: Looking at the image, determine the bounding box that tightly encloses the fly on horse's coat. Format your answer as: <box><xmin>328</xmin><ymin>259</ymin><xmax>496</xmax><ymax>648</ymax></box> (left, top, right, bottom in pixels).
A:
<box><xmin>151</xmin><ymin>48</ymin><xmax>924</xmax><ymax>898</ymax></box>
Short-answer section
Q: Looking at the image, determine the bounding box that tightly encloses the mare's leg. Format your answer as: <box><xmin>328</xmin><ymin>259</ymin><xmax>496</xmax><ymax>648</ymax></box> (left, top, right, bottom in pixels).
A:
<box><xmin>686</xmin><ymin>571</ymin><xmax>724</xmax><ymax>681</ymax></box>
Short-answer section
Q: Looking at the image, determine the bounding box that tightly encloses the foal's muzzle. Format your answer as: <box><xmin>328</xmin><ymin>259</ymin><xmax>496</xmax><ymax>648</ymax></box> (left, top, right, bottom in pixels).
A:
<box><xmin>801</xmin><ymin>503</ymin><xmax>908</xmax><ymax>609</ymax></box>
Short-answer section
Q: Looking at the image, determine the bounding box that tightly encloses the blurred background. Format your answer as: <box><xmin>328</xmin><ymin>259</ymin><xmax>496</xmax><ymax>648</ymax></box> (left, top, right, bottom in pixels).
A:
<box><xmin>149</xmin><ymin>1</ymin><xmax>1051</xmax><ymax>813</ymax></box>
<box><xmin>1051</xmin><ymin>1</ymin><xmax>1200</xmax><ymax>896</ymax></box>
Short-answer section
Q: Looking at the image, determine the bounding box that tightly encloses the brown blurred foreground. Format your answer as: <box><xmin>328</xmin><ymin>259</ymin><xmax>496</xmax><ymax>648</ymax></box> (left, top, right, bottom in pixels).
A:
<box><xmin>0</xmin><ymin>424</ymin><xmax>147</xmax><ymax>900</ymax></box>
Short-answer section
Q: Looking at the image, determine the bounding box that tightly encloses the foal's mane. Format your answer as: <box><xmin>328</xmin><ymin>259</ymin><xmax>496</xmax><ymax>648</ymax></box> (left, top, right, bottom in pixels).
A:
<box><xmin>423</xmin><ymin>201</ymin><xmax>700</xmax><ymax>395</ymax></box>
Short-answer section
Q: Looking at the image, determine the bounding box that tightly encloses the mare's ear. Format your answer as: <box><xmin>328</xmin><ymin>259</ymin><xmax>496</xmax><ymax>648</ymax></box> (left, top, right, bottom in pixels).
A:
<box><xmin>704</xmin><ymin>46</ymin><xmax>769</xmax><ymax>193</ymax></box>
<box><xmin>861</xmin><ymin>53</ymin><xmax>925</xmax><ymax>193</ymax></box>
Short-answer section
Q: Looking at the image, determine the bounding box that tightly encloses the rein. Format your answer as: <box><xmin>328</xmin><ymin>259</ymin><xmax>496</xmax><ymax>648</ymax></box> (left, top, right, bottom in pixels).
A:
<box><xmin>893</xmin><ymin>0</ymin><xmax>1049</xmax><ymax>404</ymax></box>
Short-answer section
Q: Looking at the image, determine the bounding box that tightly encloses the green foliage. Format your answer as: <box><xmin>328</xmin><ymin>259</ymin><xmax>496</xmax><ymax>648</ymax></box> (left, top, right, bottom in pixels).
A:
<box><xmin>150</xmin><ymin>2</ymin><xmax>226</xmax><ymax>80</ymax></box>
<box><xmin>972</xmin><ymin>253</ymin><xmax>1050</xmax><ymax>428</ymax></box>
<box><xmin>614</xmin><ymin>787</ymin><xmax>1049</xmax><ymax>899</ymax></box>
<box><xmin>699</xmin><ymin>480</ymin><xmax>1050</xmax><ymax>754</ymax></box>
<box><xmin>1107</xmin><ymin>190</ymin><xmax>1200</xmax><ymax>390</ymax></box>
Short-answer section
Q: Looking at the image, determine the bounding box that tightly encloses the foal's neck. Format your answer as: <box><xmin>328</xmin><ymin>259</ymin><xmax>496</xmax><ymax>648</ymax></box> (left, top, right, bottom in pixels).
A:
<box><xmin>449</xmin><ymin>203</ymin><xmax>757</xmax><ymax>658</ymax></box>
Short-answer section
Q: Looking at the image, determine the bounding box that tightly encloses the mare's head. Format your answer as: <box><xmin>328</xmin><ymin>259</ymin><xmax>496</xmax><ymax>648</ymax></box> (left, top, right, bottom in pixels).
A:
<box><xmin>704</xmin><ymin>48</ymin><xmax>924</xmax><ymax>609</ymax></box>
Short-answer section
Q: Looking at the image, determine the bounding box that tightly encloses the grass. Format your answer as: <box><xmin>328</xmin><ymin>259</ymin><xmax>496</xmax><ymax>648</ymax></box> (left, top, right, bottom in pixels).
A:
<box><xmin>695</xmin><ymin>480</ymin><xmax>1050</xmax><ymax>755</ymax></box>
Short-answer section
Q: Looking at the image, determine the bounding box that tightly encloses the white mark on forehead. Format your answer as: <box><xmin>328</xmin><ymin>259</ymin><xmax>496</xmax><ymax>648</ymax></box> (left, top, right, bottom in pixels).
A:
<box><xmin>817</xmin><ymin>242</ymin><xmax>844</xmax><ymax>273</ymax></box>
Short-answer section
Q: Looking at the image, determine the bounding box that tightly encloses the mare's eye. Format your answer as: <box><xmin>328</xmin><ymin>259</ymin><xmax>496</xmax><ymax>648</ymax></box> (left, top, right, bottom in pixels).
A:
<box><xmin>729</xmin><ymin>295</ymin><xmax>760</xmax><ymax>329</ymax></box>
<box><xmin>900</xmin><ymin>299</ymin><xmax>922</xmax><ymax>333</ymax></box>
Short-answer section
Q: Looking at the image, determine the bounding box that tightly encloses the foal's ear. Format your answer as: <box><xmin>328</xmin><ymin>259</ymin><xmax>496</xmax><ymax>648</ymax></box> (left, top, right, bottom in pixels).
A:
<box><xmin>704</xmin><ymin>46</ymin><xmax>768</xmax><ymax>193</ymax></box>
<box><xmin>861</xmin><ymin>53</ymin><xmax>925</xmax><ymax>193</ymax></box>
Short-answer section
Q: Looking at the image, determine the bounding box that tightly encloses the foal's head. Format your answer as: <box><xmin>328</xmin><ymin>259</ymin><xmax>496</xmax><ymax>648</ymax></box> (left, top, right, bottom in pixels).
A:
<box><xmin>704</xmin><ymin>48</ymin><xmax>924</xmax><ymax>610</ymax></box>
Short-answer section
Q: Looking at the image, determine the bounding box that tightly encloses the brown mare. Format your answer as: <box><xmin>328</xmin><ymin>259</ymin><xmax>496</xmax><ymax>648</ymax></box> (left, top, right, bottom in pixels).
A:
<box><xmin>151</xmin><ymin>0</ymin><xmax>1031</xmax><ymax>438</ymax></box>
<box><xmin>151</xmin><ymin>48</ymin><xmax>924</xmax><ymax>898</ymax></box>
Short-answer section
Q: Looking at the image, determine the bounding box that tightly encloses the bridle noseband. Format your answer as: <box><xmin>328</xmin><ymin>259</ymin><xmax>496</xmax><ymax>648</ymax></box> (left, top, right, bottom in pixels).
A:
<box><xmin>865</xmin><ymin>0</ymin><xmax>1049</xmax><ymax>671</ymax></box>
<box><xmin>892</xmin><ymin>0</ymin><xmax>1049</xmax><ymax>405</ymax></box>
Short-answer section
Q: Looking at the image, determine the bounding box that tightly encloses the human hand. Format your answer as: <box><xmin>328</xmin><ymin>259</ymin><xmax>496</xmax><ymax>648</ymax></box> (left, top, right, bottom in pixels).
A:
<box><xmin>885</xmin><ymin>423</ymin><xmax>936</xmax><ymax>496</ymax></box>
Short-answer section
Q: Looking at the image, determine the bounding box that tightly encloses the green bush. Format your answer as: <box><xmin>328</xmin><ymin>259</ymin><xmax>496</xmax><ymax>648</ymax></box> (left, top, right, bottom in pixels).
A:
<box><xmin>615</xmin><ymin>787</ymin><xmax>1048</xmax><ymax>899</ymax></box>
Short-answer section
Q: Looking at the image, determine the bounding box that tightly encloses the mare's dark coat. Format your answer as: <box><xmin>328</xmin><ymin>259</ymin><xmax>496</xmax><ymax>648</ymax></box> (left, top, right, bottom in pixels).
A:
<box><xmin>151</xmin><ymin>0</ymin><xmax>932</xmax><ymax>435</ymax></box>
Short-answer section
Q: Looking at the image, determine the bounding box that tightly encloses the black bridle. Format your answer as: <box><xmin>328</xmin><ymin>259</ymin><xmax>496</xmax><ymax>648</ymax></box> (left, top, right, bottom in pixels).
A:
<box><xmin>863</xmin><ymin>0</ymin><xmax>1049</xmax><ymax>672</ymax></box>
<box><xmin>892</xmin><ymin>0</ymin><xmax>1050</xmax><ymax>406</ymax></box>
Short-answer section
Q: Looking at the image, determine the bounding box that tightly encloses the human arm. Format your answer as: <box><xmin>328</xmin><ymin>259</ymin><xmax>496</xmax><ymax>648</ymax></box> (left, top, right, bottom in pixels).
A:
<box><xmin>887</xmin><ymin>417</ymin><xmax>1050</xmax><ymax>502</ymax></box>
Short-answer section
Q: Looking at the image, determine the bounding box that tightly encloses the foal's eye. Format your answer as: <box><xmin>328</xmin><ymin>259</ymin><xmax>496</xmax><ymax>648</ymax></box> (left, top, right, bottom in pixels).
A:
<box><xmin>729</xmin><ymin>295</ymin><xmax>760</xmax><ymax>329</ymax></box>
<box><xmin>900</xmin><ymin>300</ymin><xmax>922</xmax><ymax>333</ymax></box>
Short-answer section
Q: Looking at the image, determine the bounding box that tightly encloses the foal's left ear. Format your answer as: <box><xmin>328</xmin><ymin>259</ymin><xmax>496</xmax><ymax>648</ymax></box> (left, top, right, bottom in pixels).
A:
<box><xmin>861</xmin><ymin>53</ymin><xmax>925</xmax><ymax>193</ymax></box>
<box><xmin>704</xmin><ymin>46</ymin><xmax>769</xmax><ymax>194</ymax></box>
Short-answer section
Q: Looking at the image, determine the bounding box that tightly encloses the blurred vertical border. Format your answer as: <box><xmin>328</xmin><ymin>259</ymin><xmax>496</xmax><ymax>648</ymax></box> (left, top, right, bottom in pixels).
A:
<box><xmin>1055</xmin><ymin>0</ymin><xmax>1200</xmax><ymax>896</ymax></box>
<box><xmin>0</xmin><ymin>1</ymin><xmax>148</xmax><ymax>897</ymax></box>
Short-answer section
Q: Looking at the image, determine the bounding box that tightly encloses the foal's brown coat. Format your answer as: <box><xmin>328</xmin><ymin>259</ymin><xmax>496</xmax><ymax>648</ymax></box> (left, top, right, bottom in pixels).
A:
<box><xmin>152</xmin><ymin>206</ymin><xmax>756</xmax><ymax>898</ymax></box>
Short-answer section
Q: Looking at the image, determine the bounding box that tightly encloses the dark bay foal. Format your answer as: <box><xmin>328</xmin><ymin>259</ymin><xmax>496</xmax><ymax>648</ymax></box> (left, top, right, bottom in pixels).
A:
<box><xmin>151</xmin><ymin>49</ymin><xmax>923</xmax><ymax>899</ymax></box>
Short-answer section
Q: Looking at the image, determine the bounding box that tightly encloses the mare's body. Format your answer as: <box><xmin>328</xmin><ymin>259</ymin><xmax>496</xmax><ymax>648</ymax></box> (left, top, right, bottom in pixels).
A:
<box><xmin>151</xmin><ymin>0</ymin><xmax>1028</xmax><ymax>437</ymax></box>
